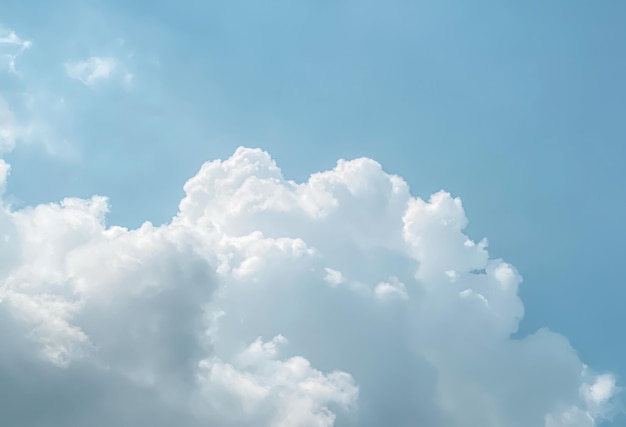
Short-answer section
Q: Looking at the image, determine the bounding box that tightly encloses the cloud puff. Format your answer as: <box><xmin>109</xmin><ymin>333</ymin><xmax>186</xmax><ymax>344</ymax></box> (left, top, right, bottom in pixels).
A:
<box><xmin>64</xmin><ymin>56</ymin><xmax>132</xmax><ymax>87</ymax></box>
<box><xmin>0</xmin><ymin>147</ymin><xmax>619</xmax><ymax>426</ymax></box>
<box><xmin>0</xmin><ymin>26</ymin><xmax>31</xmax><ymax>73</ymax></box>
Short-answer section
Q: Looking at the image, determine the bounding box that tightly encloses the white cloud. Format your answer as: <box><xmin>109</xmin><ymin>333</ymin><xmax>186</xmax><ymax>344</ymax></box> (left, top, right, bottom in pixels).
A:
<box><xmin>323</xmin><ymin>268</ymin><xmax>344</xmax><ymax>286</ymax></box>
<box><xmin>0</xmin><ymin>26</ymin><xmax>30</xmax><ymax>73</ymax></box>
<box><xmin>0</xmin><ymin>147</ymin><xmax>619</xmax><ymax>426</ymax></box>
<box><xmin>197</xmin><ymin>335</ymin><xmax>358</xmax><ymax>426</ymax></box>
<box><xmin>374</xmin><ymin>276</ymin><xmax>408</xmax><ymax>300</ymax></box>
<box><xmin>64</xmin><ymin>56</ymin><xmax>133</xmax><ymax>87</ymax></box>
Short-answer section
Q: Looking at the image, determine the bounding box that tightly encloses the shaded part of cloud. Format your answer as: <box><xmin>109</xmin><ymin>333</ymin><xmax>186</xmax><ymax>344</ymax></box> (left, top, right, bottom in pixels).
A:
<box><xmin>0</xmin><ymin>185</ymin><xmax>355</xmax><ymax>426</ymax></box>
<box><xmin>0</xmin><ymin>305</ymin><xmax>202</xmax><ymax>427</ymax></box>
<box><xmin>0</xmin><ymin>146</ymin><xmax>619</xmax><ymax>426</ymax></box>
<box><xmin>64</xmin><ymin>56</ymin><xmax>133</xmax><ymax>87</ymax></box>
<box><xmin>0</xmin><ymin>26</ymin><xmax>31</xmax><ymax>73</ymax></box>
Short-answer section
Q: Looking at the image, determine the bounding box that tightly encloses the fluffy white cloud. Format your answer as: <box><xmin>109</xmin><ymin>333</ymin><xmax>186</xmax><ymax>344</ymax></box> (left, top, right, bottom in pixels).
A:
<box><xmin>65</xmin><ymin>56</ymin><xmax>132</xmax><ymax>87</ymax></box>
<box><xmin>0</xmin><ymin>26</ymin><xmax>30</xmax><ymax>73</ymax></box>
<box><xmin>0</xmin><ymin>146</ymin><xmax>619</xmax><ymax>426</ymax></box>
<box><xmin>197</xmin><ymin>335</ymin><xmax>358</xmax><ymax>427</ymax></box>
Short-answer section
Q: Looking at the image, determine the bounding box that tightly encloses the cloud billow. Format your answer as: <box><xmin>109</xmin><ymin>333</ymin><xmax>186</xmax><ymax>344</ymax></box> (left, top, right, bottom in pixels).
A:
<box><xmin>0</xmin><ymin>147</ymin><xmax>618</xmax><ymax>427</ymax></box>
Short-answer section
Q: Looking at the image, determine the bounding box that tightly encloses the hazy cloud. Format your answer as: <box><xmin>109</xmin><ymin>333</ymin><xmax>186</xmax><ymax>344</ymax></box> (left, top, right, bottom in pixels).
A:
<box><xmin>0</xmin><ymin>26</ymin><xmax>31</xmax><ymax>73</ymax></box>
<box><xmin>65</xmin><ymin>56</ymin><xmax>132</xmax><ymax>87</ymax></box>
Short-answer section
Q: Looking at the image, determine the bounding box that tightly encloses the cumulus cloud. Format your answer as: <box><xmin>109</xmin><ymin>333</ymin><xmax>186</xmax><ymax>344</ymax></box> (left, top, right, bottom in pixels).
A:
<box><xmin>64</xmin><ymin>56</ymin><xmax>132</xmax><ymax>87</ymax></box>
<box><xmin>0</xmin><ymin>146</ymin><xmax>619</xmax><ymax>426</ymax></box>
<box><xmin>0</xmin><ymin>26</ymin><xmax>31</xmax><ymax>73</ymax></box>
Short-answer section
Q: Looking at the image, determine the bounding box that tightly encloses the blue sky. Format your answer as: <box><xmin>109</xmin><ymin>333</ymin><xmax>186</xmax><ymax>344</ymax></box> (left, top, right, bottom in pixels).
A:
<box><xmin>1</xmin><ymin>1</ymin><xmax>625</xmax><ymax>426</ymax></box>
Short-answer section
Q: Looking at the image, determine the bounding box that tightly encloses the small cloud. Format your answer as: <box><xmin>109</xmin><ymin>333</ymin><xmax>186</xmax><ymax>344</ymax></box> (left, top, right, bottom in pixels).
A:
<box><xmin>323</xmin><ymin>267</ymin><xmax>344</xmax><ymax>286</ymax></box>
<box><xmin>374</xmin><ymin>276</ymin><xmax>408</xmax><ymax>300</ymax></box>
<box><xmin>64</xmin><ymin>56</ymin><xmax>132</xmax><ymax>88</ymax></box>
<box><xmin>0</xmin><ymin>26</ymin><xmax>31</xmax><ymax>73</ymax></box>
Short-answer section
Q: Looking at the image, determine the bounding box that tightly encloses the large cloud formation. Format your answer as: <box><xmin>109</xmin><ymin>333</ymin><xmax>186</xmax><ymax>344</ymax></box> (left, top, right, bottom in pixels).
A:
<box><xmin>0</xmin><ymin>147</ymin><xmax>619</xmax><ymax>426</ymax></box>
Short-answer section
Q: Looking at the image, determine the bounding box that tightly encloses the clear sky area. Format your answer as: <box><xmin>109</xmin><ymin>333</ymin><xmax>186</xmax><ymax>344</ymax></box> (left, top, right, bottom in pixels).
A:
<box><xmin>1</xmin><ymin>1</ymin><xmax>624</xmax><ymax>426</ymax></box>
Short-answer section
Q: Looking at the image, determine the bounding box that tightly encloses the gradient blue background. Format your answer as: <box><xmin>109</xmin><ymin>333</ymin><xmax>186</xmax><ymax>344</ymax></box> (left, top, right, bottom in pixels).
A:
<box><xmin>2</xmin><ymin>1</ymin><xmax>625</xmax><ymax>423</ymax></box>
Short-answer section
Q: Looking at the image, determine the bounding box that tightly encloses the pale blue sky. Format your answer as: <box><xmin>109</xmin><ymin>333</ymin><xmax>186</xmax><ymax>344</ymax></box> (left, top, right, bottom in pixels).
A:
<box><xmin>1</xmin><ymin>1</ymin><xmax>625</xmax><ymax>424</ymax></box>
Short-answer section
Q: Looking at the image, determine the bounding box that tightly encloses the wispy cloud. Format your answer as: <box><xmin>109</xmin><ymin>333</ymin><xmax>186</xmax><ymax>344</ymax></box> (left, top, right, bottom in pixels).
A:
<box><xmin>64</xmin><ymin>56</ymin><xmax>133</xmax><ymax>88</ymax></box>
<box><xmin>0</xmin><ymin>97</ymin><xmax>18</xmax><ymax>154</ymax></box>
<box><xmin>0</xmin><ymin>94</ymin><xmax>77</xmax><ymax>160</ymax></box>
<box><xmin>0</xmin><ymin>26</ymin><xmax>31</xmax><ymax>73</ymax></box>
<box><xmin>0</xmin><ymin>25</ymin><xmax>77</xmax><ymax>160</ymax></box>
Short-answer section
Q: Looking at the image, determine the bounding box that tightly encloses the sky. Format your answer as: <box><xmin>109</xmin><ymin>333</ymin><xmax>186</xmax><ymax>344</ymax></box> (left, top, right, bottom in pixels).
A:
<box><xmin>0</xmin><ymin>1</ymin><xmax>625</xmax><ymax>426</ymax></box>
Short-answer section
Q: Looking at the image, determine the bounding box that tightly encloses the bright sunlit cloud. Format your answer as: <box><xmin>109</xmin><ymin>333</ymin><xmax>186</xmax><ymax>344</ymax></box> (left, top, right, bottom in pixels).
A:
<box><xmin>0</xmin><ymin>144</ymin><xmax>618</xmax><ymax>426</ymax></box>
